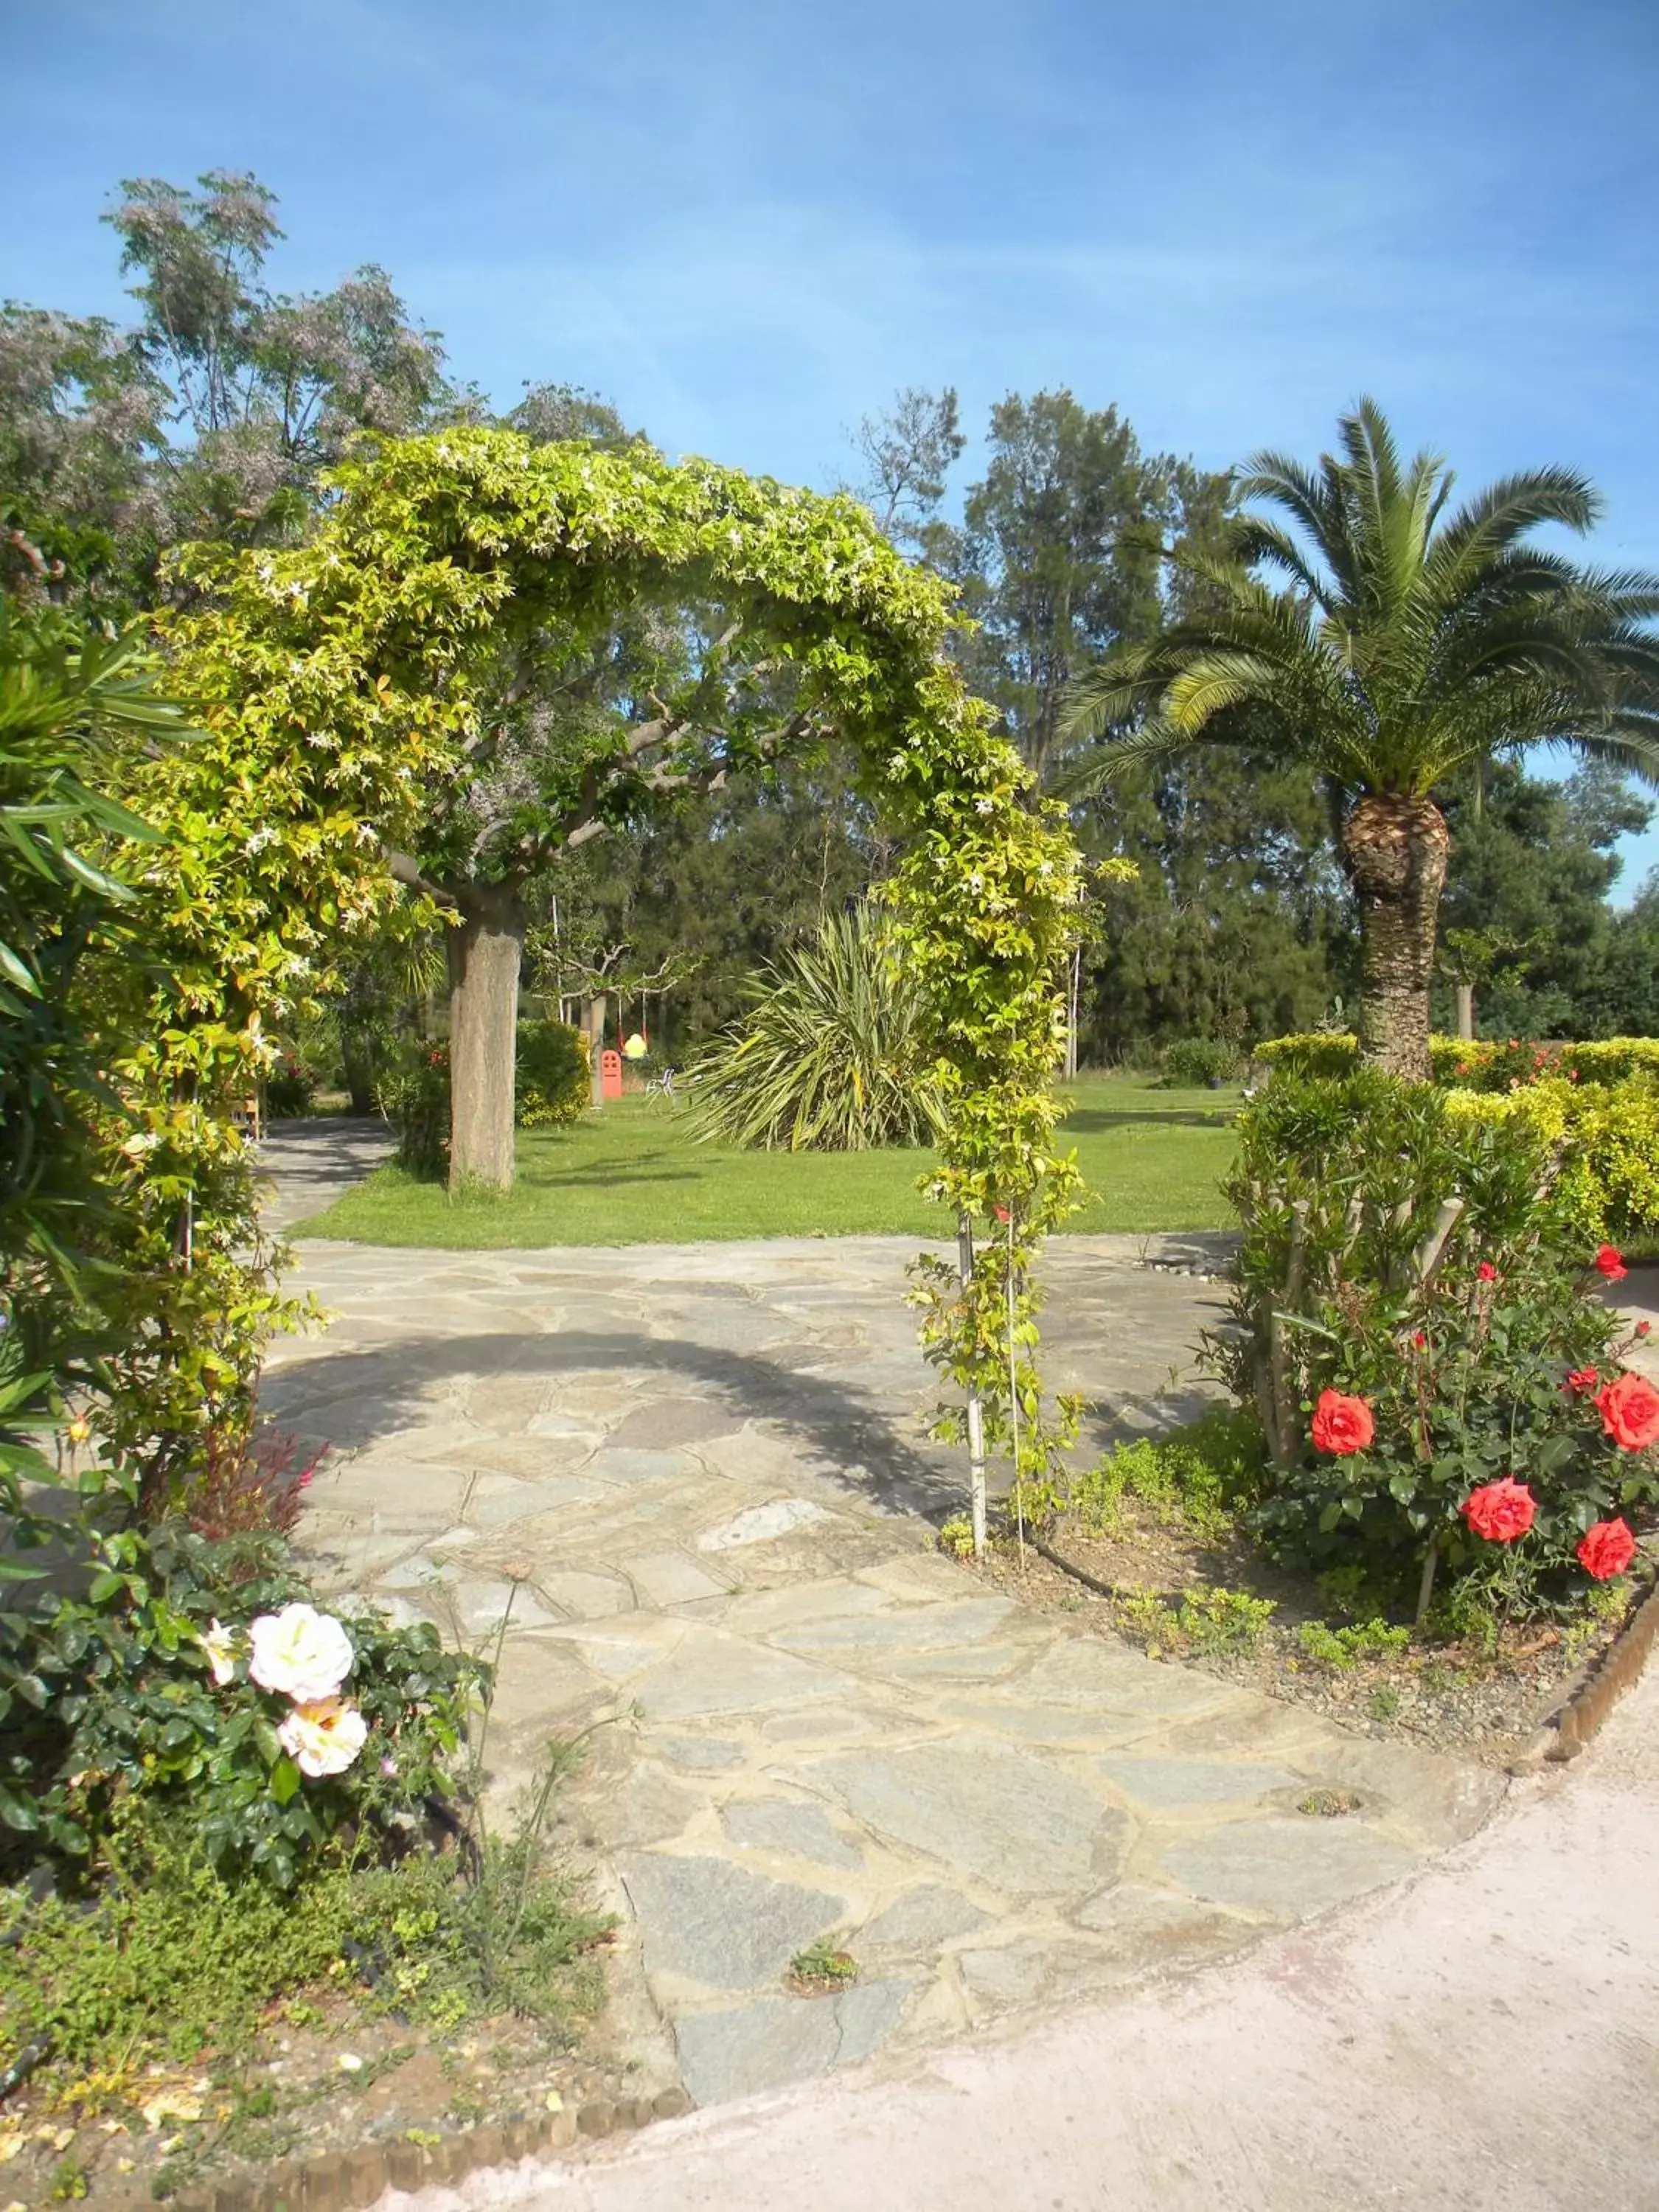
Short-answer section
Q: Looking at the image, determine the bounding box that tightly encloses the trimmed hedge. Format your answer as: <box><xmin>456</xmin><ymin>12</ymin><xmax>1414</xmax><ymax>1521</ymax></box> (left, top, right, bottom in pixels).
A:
<box><xmin>1253</xmin><ymin>1033</ymin><xmax>1659</xmax><ymax>1247</ymax></box>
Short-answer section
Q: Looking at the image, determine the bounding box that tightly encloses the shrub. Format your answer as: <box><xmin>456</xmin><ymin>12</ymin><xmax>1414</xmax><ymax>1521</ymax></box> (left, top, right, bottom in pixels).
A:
<box><xmin>684</xmin><ymin>902</ymin><xmax>945</xmax><ymax>1151</ymax></box>
<box><xmin>1253</xmin><ymin>1032</ymin><xmax>1363</xmax><ymax>1079</ymax></box>
<box><xmin>1256</xmin><ymin>1032</ymin><xmax>1659</xmax><ymax>1248</ymax></box>
<box><xmin>1158</xmin><ymin>1039</ymin><xmax>1239</xmax><ymax>1088</ymax></box>
<box><xmin>1216</xmin><ymin>1070</ymin><xmax>1658</xmax><ymax>1611</ymax></box>
<box><xmin>0</xmin><ymin>1486</ymin><xmax>480</xmax><ymax>1888</ymax></box>
<box><xmin>377</xmin><ymin>1043</ymin><xmax>450</xmax><ymax>1178</ymax></box>
<box><xmin>515</xmin><ymin>1018</ymin><xmax>588</xmax><ymax>1130</ymax></box>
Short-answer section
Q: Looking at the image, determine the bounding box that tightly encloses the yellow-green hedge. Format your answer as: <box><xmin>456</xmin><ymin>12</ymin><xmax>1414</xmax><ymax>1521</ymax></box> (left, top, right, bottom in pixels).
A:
<box><xmin>1256</xmin><ymin>1033</ymin><xmax>1659</xmax><ymax>1247</ymax></box>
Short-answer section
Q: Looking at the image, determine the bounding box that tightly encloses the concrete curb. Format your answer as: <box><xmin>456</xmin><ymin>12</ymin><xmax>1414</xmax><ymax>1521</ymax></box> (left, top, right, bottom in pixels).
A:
<box><xmin>1530</xmin><ymin>1572</ymin><xmax>1659</xmax><ymax>1765</ymax></box>
<box><xmin>119</xmin><ymin>2087</ymin><xmax>693</xmax><ymax>2211</ymax></box>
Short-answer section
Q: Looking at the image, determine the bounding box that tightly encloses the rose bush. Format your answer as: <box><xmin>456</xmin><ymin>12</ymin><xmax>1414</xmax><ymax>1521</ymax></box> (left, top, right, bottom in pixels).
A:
<box><xmin>0</xmin><ymin>1486</ymin><xmax>481</xmax><ymax>1889</ymax></box>
<box><xmin>1213</xmin><ymin>1071</ymin><xmax>1658</xmax><ymax>1607</ymax></box>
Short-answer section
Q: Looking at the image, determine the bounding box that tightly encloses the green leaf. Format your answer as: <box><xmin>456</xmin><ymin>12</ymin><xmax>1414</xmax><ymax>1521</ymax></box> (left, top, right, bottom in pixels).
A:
<box><xmin>268</xmin><ymin>1755</ymin><xmax>302</xmax><ymax>1805</ymax></box>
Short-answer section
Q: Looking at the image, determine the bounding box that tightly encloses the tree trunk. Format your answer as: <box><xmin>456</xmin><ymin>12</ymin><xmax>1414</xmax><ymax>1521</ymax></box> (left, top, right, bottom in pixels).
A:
<box><xmin>1340</xmin><ymin>793</ymin><xmax>1451</xmax><ymax>1081</ymax></box>
<box><xmin>1455</xmin><ymin>982</ymin><xmax>1475</xmax><ymax>1042</ymax></box>
<box><xmin>447</xmin><ymin>881</ymin><xmax>524</xmax><ymax>1191</ymax></box>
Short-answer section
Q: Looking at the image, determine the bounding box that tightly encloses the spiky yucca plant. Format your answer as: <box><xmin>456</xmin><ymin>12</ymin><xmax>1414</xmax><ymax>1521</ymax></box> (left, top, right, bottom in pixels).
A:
<box><xmin>684</xmin><ymin>902</ymin><xmax>943</xmax><ymax>1151</ymax></box>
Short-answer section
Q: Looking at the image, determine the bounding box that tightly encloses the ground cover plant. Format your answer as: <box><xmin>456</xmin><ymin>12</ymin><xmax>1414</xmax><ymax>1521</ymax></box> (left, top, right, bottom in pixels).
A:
<box><xmin>295</xmin><ymin>1074</ymin><xmax>1241</xmax><ymax>1248</ymax></box>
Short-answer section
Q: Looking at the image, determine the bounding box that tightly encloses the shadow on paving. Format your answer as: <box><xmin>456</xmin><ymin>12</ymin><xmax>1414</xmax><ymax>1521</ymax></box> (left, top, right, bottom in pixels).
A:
<box><xmin>262</xmin><ymin>1327</ymin><xmax>963</xmax><ymax>1520</ymax></box>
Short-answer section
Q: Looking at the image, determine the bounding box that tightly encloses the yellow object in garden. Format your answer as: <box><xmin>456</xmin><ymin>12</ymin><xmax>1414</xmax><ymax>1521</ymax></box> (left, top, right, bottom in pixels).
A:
<box><xmin>622</xmin><ymin>1032</ymin><xmax>649</xmax><ymax>1060</ymax></box>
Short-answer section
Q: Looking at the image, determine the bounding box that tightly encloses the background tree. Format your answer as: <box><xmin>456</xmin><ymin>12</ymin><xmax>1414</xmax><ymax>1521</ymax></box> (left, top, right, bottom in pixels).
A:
<box><xmin>1436</xmin><ymin>759</ymin><xmax>1653</xmax><ymax>1038</ymax></box>
<box><xmin>1066</xmin><ymin>399</ymin><xmax>1659</xmax><ymax>1076</ymax></box>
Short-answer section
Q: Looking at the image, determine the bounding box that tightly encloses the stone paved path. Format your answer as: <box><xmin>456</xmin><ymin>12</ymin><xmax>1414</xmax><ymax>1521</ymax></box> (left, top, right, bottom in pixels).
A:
<box><xmin>263</xmin><ymin>1231</ymin><xmax>1503</xmax><ymax>2110</ymax></box>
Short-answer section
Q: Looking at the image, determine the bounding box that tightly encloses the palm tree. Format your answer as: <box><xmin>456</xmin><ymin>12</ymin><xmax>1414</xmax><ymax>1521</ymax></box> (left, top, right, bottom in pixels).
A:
<box><xmin>1064</xmin><ymin>400</ymin><xmax>1659</xmax><ymax>1076</ymax></box>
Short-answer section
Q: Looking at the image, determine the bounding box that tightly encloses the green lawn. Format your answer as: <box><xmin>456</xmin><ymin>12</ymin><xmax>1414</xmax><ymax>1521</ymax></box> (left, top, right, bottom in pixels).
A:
<box><xmin>295</xmin><ymin>1072</ymin><xmax>1240</xmax><ymax>1248</ymax></box>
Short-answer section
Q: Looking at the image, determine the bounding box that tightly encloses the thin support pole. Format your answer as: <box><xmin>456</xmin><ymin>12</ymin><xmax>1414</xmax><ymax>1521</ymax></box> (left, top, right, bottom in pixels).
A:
<box><xmin>959</xmin><ymin>1216</ymin><xmax>988</xmax><ymax>1559</ymax></box>
<box><xmin>1006</xmin><ymin>1208</ymin><xmax>1026</xmax><ymax>1571</ymax></box>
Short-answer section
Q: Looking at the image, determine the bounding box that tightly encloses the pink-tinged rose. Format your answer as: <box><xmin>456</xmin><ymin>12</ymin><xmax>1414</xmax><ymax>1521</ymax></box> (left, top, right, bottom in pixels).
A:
<box><xmin>1596</xmin><ymin>1371</ymin><xmax>1659</xmax><ymax>1452</ymax></box>
<box><xmin>278</xmin><ymin>1697</ymin><xmax>368</xmax><ymax>1778</ymax></box>
<box><xmin>1310</xmin><ymin>1390</ymin><xmax>1374</xmax><ymax>1456</ymax></box>
<box><xmin>200</xmin><ymin>1619</ymin><xmax>239</xmax><ymax>1687</ymax></box>
<box><xmin>1577</xmin><ymin>1519</ymin><xmax>1637</xmax><ymax>1581</ymax></box>
<box><xmin>1461</xmin><ymin>1478</ymin><xmax>1536</xmax><ymax>1543</ymax></box>
<box><xmin>1595</xmin><ymin>1245</ymin><xmax>1629</xmax><ymax>1282</ymax></box>
<box><xmin>248</xmin><ymin>1603</ymin><xmax>354</xmax><ymax>1703</ymax></box>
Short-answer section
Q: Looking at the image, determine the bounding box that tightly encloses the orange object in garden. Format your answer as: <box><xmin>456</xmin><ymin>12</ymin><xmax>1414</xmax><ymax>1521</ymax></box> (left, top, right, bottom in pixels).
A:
<box><xmin>602</xmin><ymin>1049</ymin><xmax>623</xmax><ymax>1099</ymax></box>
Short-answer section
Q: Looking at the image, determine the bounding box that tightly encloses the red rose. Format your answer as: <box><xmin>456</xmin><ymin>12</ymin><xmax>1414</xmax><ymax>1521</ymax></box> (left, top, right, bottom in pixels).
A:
<box><xmin>992</xmin><ymin>1205</ymin><xmax>1011</xmax><ymax>1225</ymax></box>
<box><xmin>1477</xmin><ymin>1262</ymin><xmax>1498</xmax><ymax>1283</ymax></box>
<box><xmin>1565</xmin><ymin>1366</ymin><xmax>1600</xmax><ymax>1396</ymax></box>
<box><xmin>1310</xmin><ymin>1389</ymin><xmax>1374</xmax><ymax>1456</ymax></box>
<box><xmin>1462</xmin><ymin>1478</ymin><xmax>1537</xmax><ymax>1543</ymax></box>
<box><xmin>1596</xmin><ymin>1371</ymin><xmax>1659</xmax><ymax>1452</ymax></box>
<box><xmin>1577</xmin><ymin>1518</ymin><xmax>1637</xmax><ymax>1581</ymax></box>
<box><xmin>1639</xmin><ymin>1321</ymin><xmax>1652</xmax><ymax>1338</ymax></box>
<box><xmin>1412</xmin><ymin>1331</ymin><xmax>1427</xmax><ymax>1349</ymax></box>
<box><xmin>1595</xmin><ymin>1245</ymin><xmax>1629</xmax><ymax>1282</ymax></box>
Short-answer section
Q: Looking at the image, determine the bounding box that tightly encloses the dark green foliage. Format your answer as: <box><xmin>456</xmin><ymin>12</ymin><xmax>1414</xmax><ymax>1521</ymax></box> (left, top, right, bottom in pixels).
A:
<box><xmin>378</xmin><ymin>1043</ymin><xmax>451</xmax><ymax>1179</ymax></box>
<box><xmin>262</xmin><ymin>1051</ymin><xmax>314</xmax><ymax>1119</ymax></box>
<box><xmin>1435</xmin><ymin>761</ymin><xmax>1655</xmax><ymax>1040</ymax></box>
<box><xmin>1217</xmin><ymin>1073</ymin><xmax>1655</xmax><ymax>1593</ymax></box>
<box><xmin>515</xmin><ymin>1018</ymin><xmax>588</xmax><ymax>1129</ymax></box>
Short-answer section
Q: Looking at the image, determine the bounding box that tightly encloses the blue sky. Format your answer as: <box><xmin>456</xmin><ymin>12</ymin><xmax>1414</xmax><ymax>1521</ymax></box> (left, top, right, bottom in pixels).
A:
<box><xmin>7</xmin><ymin>0</ymin><xmax>1658</xmax><ymax>891</ymax></box>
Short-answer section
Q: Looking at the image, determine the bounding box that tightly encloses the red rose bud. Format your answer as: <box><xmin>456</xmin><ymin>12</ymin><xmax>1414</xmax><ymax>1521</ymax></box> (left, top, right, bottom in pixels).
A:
<box><xmin>1477</xmin><ymin>1262</ymin><xmax>1498</xmax><ymax>1282</ymax></box>
<box><xmin>1577</xmin><ymin>1518</ymin><xmax>1637</xmax><ymax>1581</ymax></box>
<box><xmin>1412</xmin><ymin>1331</ymin><xmax>1427</xmax><ymax>1349</ymax></box>
<box><xmin>1310</xmin><ymin>1389</ymin><xmax>1374</xmax><ymax>1456</ymax></box>
<box><xmin>1595</xmin><ymin>1245</ymin><xmax>1629</xmax><ymax>1281</ymax></box>
<box><xmin>1596</xmin><ymin>1371</ymin><xmax>1659</xmax><ymax>1451</ymax></box>
<box><xmin>1640</xmin><ymin>1321</ymin><xmax>1652</xmax><ymax>1337</ymax></box>
<box><xmin>1461</xmin><ymin>1477</ymin><xmax>1536</xmax><ymax>1543</ymax></box>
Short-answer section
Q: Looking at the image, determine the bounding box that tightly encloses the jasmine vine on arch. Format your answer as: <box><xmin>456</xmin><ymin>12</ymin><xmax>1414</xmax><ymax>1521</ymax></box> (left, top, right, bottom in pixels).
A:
<box><xmin>158</xmin><ymin>427</ymin><xmax>1087</xmax><ymax>1528</ymax></box>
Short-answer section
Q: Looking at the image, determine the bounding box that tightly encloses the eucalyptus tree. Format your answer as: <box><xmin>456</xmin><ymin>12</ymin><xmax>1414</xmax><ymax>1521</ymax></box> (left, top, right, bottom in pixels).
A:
<box><xmin>1065</xmin><ymin>400</ymin><xmax>1659</xmax><ymax>1075</ymax></box>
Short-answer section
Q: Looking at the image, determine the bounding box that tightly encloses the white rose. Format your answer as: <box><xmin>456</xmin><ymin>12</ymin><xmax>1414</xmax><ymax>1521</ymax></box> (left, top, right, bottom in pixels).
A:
<box><xmin>248</xmin><ymin>1603</ymin><xmax>354</xmax><ymax>1702</ymax></box>
<box><xmin>200</xmin><ymin>1619</ymin><xmax>239</xmax><ymax>1687</ymax></box>
<box><xmin>277</xmin><ymin>1697</ymin><xmax>369</xmax><ymax>1779</ymax></box>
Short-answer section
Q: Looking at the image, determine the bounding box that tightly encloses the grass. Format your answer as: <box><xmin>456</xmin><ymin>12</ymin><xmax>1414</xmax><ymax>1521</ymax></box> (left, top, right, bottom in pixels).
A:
<box><xmin>296</xmin><ymin>1072</ymin><xmax>1239</xmax><ymax>1250</ymax></box>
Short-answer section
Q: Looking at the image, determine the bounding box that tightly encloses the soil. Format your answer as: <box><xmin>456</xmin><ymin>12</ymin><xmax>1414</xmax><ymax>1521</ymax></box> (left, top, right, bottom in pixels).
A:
<box><xmin>973</xmin><ymin>1501</ymin><xmax>1646</xmax><ymax>1769</ymax></box>
<box><xmin>0</xmin><ymin>1952</ymin><xmax>641</xmax><ymax>2207</ymax></box>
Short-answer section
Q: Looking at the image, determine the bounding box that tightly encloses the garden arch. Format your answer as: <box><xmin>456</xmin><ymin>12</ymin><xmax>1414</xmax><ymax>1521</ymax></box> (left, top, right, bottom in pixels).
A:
<box><xmin>166</xmin><ymin>428</ymin><xmax>1082</xmax><ymax>1523</ymax></box>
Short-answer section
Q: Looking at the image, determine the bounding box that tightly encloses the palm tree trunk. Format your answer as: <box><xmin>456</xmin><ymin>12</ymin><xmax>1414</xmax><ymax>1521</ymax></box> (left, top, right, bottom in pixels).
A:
<box><xmin>1340</xmin><ymin>794</ymin><xmax>1450</xmax><ymax>1081</ymax></box>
